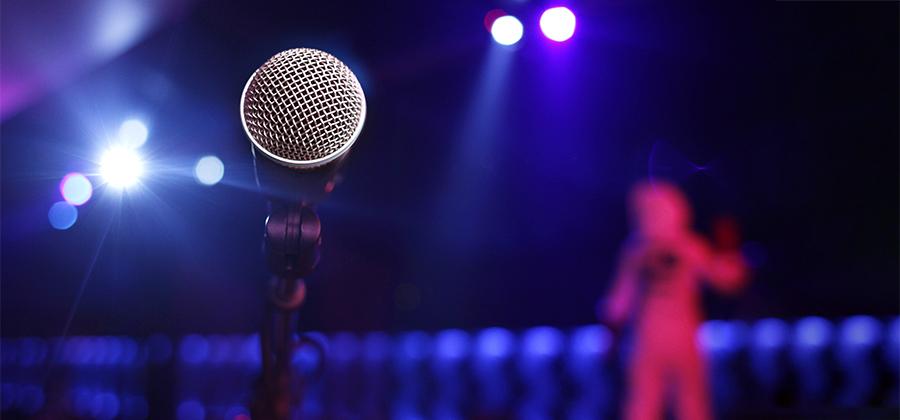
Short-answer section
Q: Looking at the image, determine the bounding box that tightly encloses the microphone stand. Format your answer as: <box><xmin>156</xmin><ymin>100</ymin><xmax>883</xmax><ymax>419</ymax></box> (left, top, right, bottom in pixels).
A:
<box><xmin>251</xmin><ymin>203</ymin><xmax>322</xmax><ymax>420</ymax></box>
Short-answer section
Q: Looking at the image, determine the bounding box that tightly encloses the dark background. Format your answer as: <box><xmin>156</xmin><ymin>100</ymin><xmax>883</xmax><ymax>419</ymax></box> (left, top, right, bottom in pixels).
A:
<box><xmin>2</xmin><ymin>0</ymin><xmax>897</xmax><ymax>337</ymax></box>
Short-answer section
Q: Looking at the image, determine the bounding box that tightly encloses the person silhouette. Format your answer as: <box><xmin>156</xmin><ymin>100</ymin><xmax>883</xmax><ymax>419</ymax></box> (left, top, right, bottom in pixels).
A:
<box><xmin>602</xmin><ymin>180</ymin><xmax>747</xmax><ymax>420</ymax></box>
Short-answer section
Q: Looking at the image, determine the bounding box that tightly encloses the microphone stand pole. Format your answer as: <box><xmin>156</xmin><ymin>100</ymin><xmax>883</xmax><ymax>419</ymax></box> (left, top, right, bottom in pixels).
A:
<box><xmin>251</xmin><ymin>203</ymin><xmax>322</xmax><ymax>420</ymax></box>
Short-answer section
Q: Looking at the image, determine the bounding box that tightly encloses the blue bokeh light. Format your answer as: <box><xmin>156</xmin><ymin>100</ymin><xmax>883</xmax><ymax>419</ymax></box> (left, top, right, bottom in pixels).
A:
<box><xmin>176</xmin><ymin>400</ymin><xmax>205</xmax><ymax>420</ymax></box>
<box><xmin>476</xmin><ymin>327</ymin><xmax>514</xmax><ymax>359</ymax></box>
<box><xmin>179</xmin><ymin>334</ymin><xmax>209</xmax><ymax>364</ymax></box>
<box><xmin>60</xmin><ymin>173</ymin><xmax>93</xmax><ymax>206</ymax></box>
<box><xmin>194</xmin><ymin>155</ymin><xmax>225</xmax><ymax>186</ymax></box>
<box><xmin>48</xmin><ymin>201</ymin><xmax>78</xmax><ymax>230</ymax></box>
<box><xmin>434</xmin><ymin>329</ymin><xmax>470</xmax><ymax>361</ymax></box>
<box><xmin>754</xmin><ymin>318</ymin><xmax>789</xmax><ymax>349</ymax></box>
<box><xmin>522</xmin><ymin>326</ymin><xmax>564</xmax><ymax>357</ymax></box>
<box><xmin>796</xmin><ymin>316</ymin><xmax>832</xmax><ymax>347</ymax></box>
<box><xmin>842</xmin><ymin>315</ymin><xmax>881</xmax><ymax>347</ymax></box>
<box><xmin>119</xmin><ymin>119</ymin><xmax>148</xmax><ymax>148</ymax></box>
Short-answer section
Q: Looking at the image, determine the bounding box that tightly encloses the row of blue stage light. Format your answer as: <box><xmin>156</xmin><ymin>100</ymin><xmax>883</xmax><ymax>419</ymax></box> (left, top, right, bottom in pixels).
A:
<box><xmin>2</xmin><ymin>316</ymin><xmax>898</xmax><ymax>419</ymax></box>
<box><xmin>4</xmin><ymin>316</ymin><xmax>893</xmax><ymax>369</ymax></box>
<box><xmin>48</xmin><ymin>118</ymin><xmax>226</xmax><ymax>230</ymax></box>
<box><xmin>487</xmin><ymin>6</ymin><xmax>577</xmax><ymax>46</ymax></box>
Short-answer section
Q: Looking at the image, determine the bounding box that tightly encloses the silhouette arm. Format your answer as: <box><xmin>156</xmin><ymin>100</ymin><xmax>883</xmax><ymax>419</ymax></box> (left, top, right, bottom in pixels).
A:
<box><xmin>698</xmin><ymin>238</ymin><xmax>748</xmax><ymax>295</ymax></box>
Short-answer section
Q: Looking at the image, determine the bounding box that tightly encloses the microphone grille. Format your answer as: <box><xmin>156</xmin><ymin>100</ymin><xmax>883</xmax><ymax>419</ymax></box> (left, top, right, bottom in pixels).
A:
<box><xmin>241</xmin><ymin>48</ymin><xmax>366</xmax><ymax>169</ymax></box>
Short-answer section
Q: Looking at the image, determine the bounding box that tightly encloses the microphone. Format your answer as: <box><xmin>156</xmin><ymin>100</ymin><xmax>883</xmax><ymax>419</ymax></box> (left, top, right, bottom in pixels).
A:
<box><xmin>239</xmin><ymin>48</ymin><xmax>367</xmax><ymax>280</ymax></box>
<box><xmin>241</xmin><ymin>49</ymin><xmax>367</xmax><ymax>420</ymax></box>
<box><xmin>241</xmin><ymin>48</ymin><xmax>367</xmax><ymax>203</ymax></box>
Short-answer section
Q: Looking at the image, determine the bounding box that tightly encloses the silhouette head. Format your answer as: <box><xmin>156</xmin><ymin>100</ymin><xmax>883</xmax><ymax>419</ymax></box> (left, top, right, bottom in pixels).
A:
<box><xmin>629</xmin><ymin>180</ymin><xmax>692</xmax><ymax>239</ymax></box>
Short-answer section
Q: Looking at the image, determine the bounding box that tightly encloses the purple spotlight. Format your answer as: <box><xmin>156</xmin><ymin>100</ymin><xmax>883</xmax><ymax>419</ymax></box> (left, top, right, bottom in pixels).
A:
<box><xmin>539</xmin><ymin>7</ymin><xmax>576</xmax><ymax>42</ymax></box>
<box><xmin>60</xmin><ymin>172</ymin><xmax>93</xmax><ymax>206</ymax></box>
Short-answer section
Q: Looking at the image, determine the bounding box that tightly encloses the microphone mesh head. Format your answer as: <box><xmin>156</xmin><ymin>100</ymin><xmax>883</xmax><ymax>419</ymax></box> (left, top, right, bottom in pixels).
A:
<box><xmin>241</xmin><ymin>48</ymin><xmax>366</xmax><ymax>169</ymax></box>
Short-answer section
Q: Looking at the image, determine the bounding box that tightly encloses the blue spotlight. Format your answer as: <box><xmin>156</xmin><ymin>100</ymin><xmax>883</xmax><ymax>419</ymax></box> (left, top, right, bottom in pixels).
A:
<box><xmin>754</xmin><ymin>318</ymin><xmax>789</xmax><ymax>349</ymax></box>
<box><xmin>540</xmin><ymin>7</ymin><xmax>576</xmax><ymax>42</ymax></box>
<box><xmin>99</xmin><ymin>146</ymin><xmax>144</xmax><ymax>188</ymax></box>
<box><xmin>60</xmin><ymin>172</ymin><xmax>93</xmax><ymax>205</ymax></box>
<box><xmin>118</xmin><ymin>119</ymin><xmax>148</xmax><ymax>148</ymax></box>
<box><xmin>796</xmin><ymin>316</ymin><xmax>832</xmax><ymax>347</ymax></box>
<box><xmin>179</xmin><ymin>334</ymin><xmax>209</xmax><ymax>365</ymax></box>
<box><xmin>193</xmin><ymin>155</ymin><xmax>225</xmax><ymax>186</ymax></box>
<box><xmin>176</xmin><ymin>400</ymin><xmax>205</xmax><ymax>420</ymax></box>
<box><xmin>48</xmin><ymin>201</ymin><xmax>78</xmax><ymax>230</ymax></box>
<box><xmin>491</xmin><ymin>15</ymin><xmax>523</xmax><ymax>46</ymax></box>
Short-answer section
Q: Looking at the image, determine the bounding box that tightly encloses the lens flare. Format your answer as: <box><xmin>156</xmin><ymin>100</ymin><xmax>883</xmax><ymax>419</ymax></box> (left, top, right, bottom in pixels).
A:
<box><xmin>118</xmin><ymin>119</ymin><xmax>148</xmax><ymax>148</ymax></box>
<box><xmin>100</xmin><ymin>146</ymin><xmax>144</xmax><ymax>188</ymax></box>
<box><xmin>48</xmin><ymin>201</ymin><xmax>78</xmax><ymax>230</ymax></box>
<box><xmin>193</xmin><ymin>156</ymin><xmax>225</xmax><ymax>186</ymax></box>
<box><xmin>60</xmin><ymin>173</ymin><xmax>93</xmax><ymax>205</ymax></box>
<box><xmin>491</xmin><ymin>15</ymin><xmax>524</xmax><ymax>46</ymax></box>
<box><xmin>539</xmin><ymin>7</ymin><xmax>576</xmax><ymax>42</ymax></box>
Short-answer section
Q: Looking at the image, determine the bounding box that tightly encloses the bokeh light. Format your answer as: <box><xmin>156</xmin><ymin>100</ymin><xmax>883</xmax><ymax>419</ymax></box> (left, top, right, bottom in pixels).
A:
<box><xmin>99</xmin><ymin>146</ymin><xmax>144</xmax><ymax>188</ymax></box>
<box><xmin>491</xmin><ymin>15</ymin><xmax>523</xmax><ymax>46</ymax></box>
<box><xmin>539</xmin><ymin>7</ymin><xmax>576</xmax><ymax>42</ymax></box>
<box><xmin>193</xmin><ymin>155</ymin><xmax>225</xmax><ymax>186</ymax></box>
<box><xmin>60</xmin><ymin>172</ymin><xmax>93</xmax><ymax>205</ymax></box>
<box><xmin>176</xmin><ymin>400</ymin><xmax>205</xmax><ymax>420</ymax></box>
<box><xmin>118</xmin><ymin>119</ymin><xmax>148</xmax><ymax>148</ymax></box>
<box><xmin>48</xmin><ymin>201</ymin><xmax>78</xmax><ymax>230</ymax></box>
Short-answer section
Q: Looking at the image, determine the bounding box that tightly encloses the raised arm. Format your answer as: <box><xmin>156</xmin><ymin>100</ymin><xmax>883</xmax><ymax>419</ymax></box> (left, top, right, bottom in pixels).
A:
<box><xmin>696</xmin><ymin>237</ymin><xmax>748</xmax><ymax>295</ymax></box>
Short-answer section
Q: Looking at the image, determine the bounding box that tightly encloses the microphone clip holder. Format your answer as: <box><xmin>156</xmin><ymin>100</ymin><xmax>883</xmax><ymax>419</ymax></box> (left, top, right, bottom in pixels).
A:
<box><xmin>252</xmin><ymin>202</ymin><xmax>323</xmax><ymax>420</ymax></box>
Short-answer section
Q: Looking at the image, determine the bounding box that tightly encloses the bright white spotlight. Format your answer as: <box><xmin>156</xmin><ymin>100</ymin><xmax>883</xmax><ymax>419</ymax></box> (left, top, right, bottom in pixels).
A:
<box><xmin>119</xmin><ymin>119</ymin><xmax>148</xmax><ymax>148</ymax></box>
<box><xmin>491</xmin><ymin>15</ymin><xmax>524</xmax><ymax>46</ymax></box>
<box><xmin>193</xmin><ymin>155</ymin><xmax>225</xmax><ymax>186</ymax></box>
<box><xmin>99</xmin><ymin>146</ymin><xmax>144</xmax><ymax>188</ymax></box>
<box><xmin>539</xmin><ymin>7</ymin><xmax>576</xmax><ymax>42</ymax></box>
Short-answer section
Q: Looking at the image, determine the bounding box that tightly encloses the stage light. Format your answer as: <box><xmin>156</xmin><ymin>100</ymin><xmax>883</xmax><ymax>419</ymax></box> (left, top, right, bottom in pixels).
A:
<box><xmin>754</xmin><ymin>318</ymin><xmax>788</xmax><ymax>349</ymax></box>
<box><xmin>99</xmin><ymin>146</ymin><xmax>144</xmax><ymax>188</ymax></box>
<box><xmin>539</xmin><ymin>7</ymin><xmax>576</xmax><ymax>42</ymax></box>
<box><xmin>179</xmin><ymin>334</ymin><xmax>209</xmax><ymax>365</ymax></box>
<box><xmin>176</xmin><ymin>400</ymin><xmax>205</xmax><ymax>420</ymax></box>
<box><xmin>60</xmin><ymin>172</ymin><xmax>93</xmax><ymax>206</ymax></box>
<box><xmin>118</xmin><ymin>119</ymin><xmax>148</xmax><ymax>148</ymax></box>
<box><xmin>48</xmin><ymin>201</ymin><xmax>78</xmax><ymax>230</ymax></box>
<box><xmin>842</xmin><ymin>315</ymin><xmax>880</xmax><ymax>346</ymax></box>
<box><xmin>475</xmin><ymin>327</ymin><xmax>514</xmax><ymax>359</ymax></box>
<box><xmin>491</xmin><ymin>15</ymin><xmax>523</xmax><ymax>46</ymax></box>
<box><xmin>193</xmin><ymin>155</ymin><xmax>225</xmax><ymax>186</ymax></box>
<box><xmin>796</xmin><ymin>316</ymin><xmax>832</xmax><ymax>347</ymax></box>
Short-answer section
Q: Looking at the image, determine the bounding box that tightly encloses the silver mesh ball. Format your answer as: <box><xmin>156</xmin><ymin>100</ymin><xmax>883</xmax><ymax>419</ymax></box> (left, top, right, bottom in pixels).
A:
<box><xmin>241</xmin><ymin>48</ymin><xmax>366</xmax><ymax>169</ymax></box>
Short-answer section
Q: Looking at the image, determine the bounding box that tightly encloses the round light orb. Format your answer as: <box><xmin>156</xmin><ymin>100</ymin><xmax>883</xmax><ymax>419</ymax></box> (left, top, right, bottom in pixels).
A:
<box><xmin>60</xmin><ymin>173</ymin><xmax>93</xmax><ymax>205</ymax></box>
<box><xmin>176</xmin><ymin>400</ymin><xmax>205</xmax><ymax>420</ymax></box>
<box><xmin>99</xmin><ymin>146</ymin><xmax>144</xmax><ymax>189</ymax></box>
<box><xmin>491</xmin><ymin>15</ymin><xmax>524</xmax><ymax>46</ymax></box>
<box><xmin>49</xmin><ymin>201</ymin><xmax>78</xmax><ymax>230</ymax></box>
<box><xmin>118</xmin><ymin>119</ymin><xmax>148</xmax><ymax>148</ymax></box>
<box><xmin>539</xmin><ymin>7</ymin><xmax>576</xmax><ymax>42</ymax></box>
<box><xmin>193</xmin><ymin>156</ymin><xmax>225</xmax><ymax>186</ymax></box>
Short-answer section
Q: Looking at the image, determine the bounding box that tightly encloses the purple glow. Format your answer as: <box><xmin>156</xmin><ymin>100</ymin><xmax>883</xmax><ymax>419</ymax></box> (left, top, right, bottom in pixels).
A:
<box><xmin>539</xmin><ymin>7</ymin><xmax>576</xmax><ymax>42</ymax></box>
